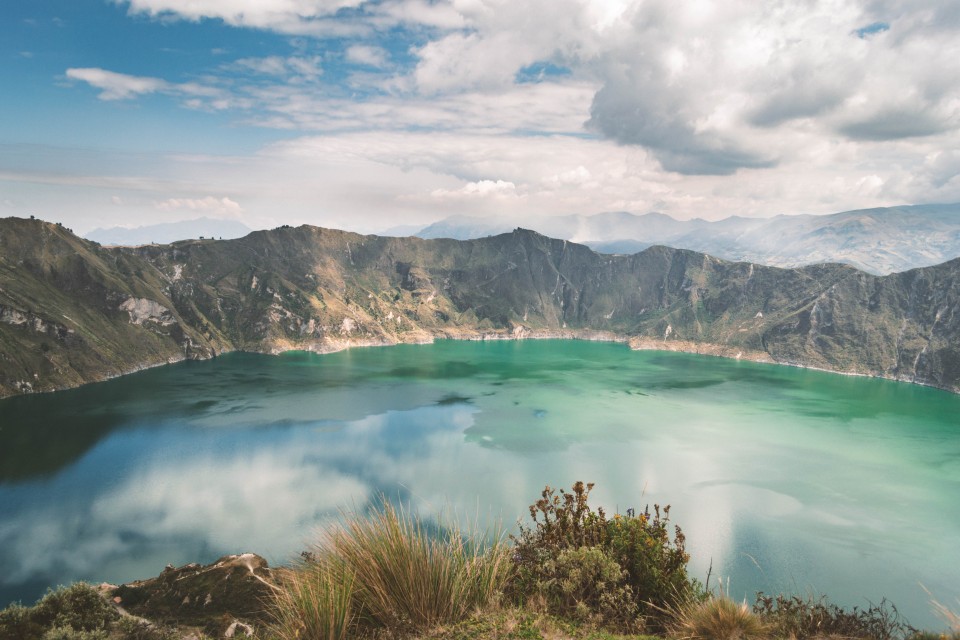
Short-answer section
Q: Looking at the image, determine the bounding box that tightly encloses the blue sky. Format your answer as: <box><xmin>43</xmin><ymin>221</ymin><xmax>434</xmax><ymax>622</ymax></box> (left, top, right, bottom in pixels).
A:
<box><xmin>2</xmin><ymin>0</ymin><xmax>960</xmax><ymax>235</ymax></box>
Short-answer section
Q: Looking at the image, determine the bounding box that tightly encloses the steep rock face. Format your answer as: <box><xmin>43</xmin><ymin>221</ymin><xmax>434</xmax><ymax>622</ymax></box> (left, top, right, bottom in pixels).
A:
<box><xmin>1</xmin><ymin>217</ymin><xmax>959</xmax><ymax>396</ymax></box>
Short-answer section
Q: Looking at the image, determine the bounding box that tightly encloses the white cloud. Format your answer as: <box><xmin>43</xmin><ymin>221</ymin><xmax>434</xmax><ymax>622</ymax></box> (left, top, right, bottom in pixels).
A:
<box><xmin>37</xmin><ymin>0</ymin><xmax>960</xmax><ymax>232</ymax></box>
<box><xmin>155</xmin><ymin>196</ymin><xmax>244</xmax><ymax>218</ymax></box>
<box><xmin>66</xmin><ymin>68</ymin><xmax>169</xmax><ymax>100</ymax></box>
<box><xmin>233</xmin><ymin>55</ymin><xmax>323</xmax><ymax>81</ymax></box>
<box><xmin>430</xmin><ymin>179</ymin><xmax>519</xmax><ymax>200</ymax></box>
<box><xmin>587</xmin><ymin>0</ymin><xmax>960</xmax><ymax>174</ymax></box>
<box><xmin>116</xmin><ymin>0</ymin><xmax>369</xmax><ymax>35</ymax></box>
<box><xmin>67</xmin><ymin>67</ymin><xmax>225</xmax><ymax>104</ymax></box>
<box><xmin>344</xmin><ymin>45</ymin><xmax>389</xmax><ymax>68</ymax></box>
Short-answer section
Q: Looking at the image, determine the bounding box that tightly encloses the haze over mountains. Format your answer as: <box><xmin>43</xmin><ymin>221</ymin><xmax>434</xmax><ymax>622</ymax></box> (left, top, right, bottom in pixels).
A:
<box><xmin>416</xmin><ymin>204</ymin><xmax>960</xmax><ymax>275</ymax></box>
<box><xmin>3</xmin><ymin>217</ymin><xmax>959</xmax><ymax>398</ymax></box>
<box><xmin>83</xmin><ymin>204</ymin><xmax>960</xmax><ymax>275</ymax></box>
<box><xmin>85</xmin><ymin>218</ymin><xmax>253</xmax><ymax>246</ymax></box>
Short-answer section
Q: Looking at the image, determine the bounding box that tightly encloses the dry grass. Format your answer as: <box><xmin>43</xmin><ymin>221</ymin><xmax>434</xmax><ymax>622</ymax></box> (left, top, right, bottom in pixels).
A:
<box><xmin>269</xmin><ymin>501</ymin><xmax>512</xmax><ymax>639</ymax></box>
<box><xmin>669</xmin><ymin>596</ymin><xmax>769</xmax><ymax>640</ymax></box>
<box><xmin>269</xmin><ymin>560</ymin><xmax>355</xmax><ymax>640</ymax></box>
<box><xmin>331</xmin><ymin>501</ymin><xmax>511</xmax><ymax>632</ymax></box>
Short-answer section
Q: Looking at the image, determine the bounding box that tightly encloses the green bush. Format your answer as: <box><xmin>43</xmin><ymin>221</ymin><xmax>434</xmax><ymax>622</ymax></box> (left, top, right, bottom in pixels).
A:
<box><xmin>0</xmin><ymin>602</ymin><xmax>44</xmax><ymax>640</ymax></box>
<box><xmin>114</xmin><ymin>617</ymin><xmax>181</xmax><ymax>640</ymax></box>
<box><xmin>605</xmin><ymin>505</ymin><xmax>692</xmax><ymax>612</ymax></box>
<box><xmin>511</xmin><ymin>482</ymin><xmax>696</xmax><ymax>630</ymax></box>
<box><xmin>0</xmin><ymin>584</ymin><xmax>118</xmax><ymax>640</ymax></box>
<box><xmin>40</xmin><ymin>627</ymin><xmax>109</xmax><ymax>640</ymax></box>
<box><xmin>536</xmin><ymin>546</ymin><xmax>637</xmax><ymax>626</ymax></box>
<box><xmin>33</xmin><ymin>583</ymin><xmax>119</xmax><ymax>633</ymax></box>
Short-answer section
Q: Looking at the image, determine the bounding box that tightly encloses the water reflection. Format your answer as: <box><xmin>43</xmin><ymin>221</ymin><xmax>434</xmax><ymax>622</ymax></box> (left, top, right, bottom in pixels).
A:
<box><xmin>0</xmin><ymin>342</ymin><xmax>958</xmax><ymax>630</ymax></box>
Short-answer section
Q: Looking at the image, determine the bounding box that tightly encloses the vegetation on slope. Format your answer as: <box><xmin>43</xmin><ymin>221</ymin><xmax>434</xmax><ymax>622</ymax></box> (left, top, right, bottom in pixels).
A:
<box><xmin>3</xmin><ymin>217</ymin><xmax>960</xmax><ymax>397</ymax></box>
<box><xmin>3</xmin><ymin>483</ymin><xmax>957</xmax><ymax>640</ymax></box>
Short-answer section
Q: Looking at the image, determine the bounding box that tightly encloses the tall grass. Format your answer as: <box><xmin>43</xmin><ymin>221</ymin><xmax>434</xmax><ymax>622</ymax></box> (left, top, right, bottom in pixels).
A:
<box><xmin>269</xmin><ymin>501</ymin><xmax>512</xmax><ymax>639</ymax></box>
<box><xmin>669</xmin><ymin>595</ymin><xmax>769</xmax><ymax>640</ymax></box>
<box><xmin>270</xmin><ymin>559</ymin><xmax>355</xmax><ymax>640</ymax></box>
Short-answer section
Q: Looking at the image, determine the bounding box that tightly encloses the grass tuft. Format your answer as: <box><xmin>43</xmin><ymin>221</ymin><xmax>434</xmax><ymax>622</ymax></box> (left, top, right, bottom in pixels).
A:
<box><xmin>669</xmin><ymin>595</ymin><xmax>768</xmax><ymax>640</ymax></box>
<box><xmin>269</xmin><ymin>557</ymin><xmax>355</xmax><ymax>640</ymax></box>
<box><xmin>270</xmin><ymin>500</ymin><xmax>512</xmax><ymax>638</ymax></box>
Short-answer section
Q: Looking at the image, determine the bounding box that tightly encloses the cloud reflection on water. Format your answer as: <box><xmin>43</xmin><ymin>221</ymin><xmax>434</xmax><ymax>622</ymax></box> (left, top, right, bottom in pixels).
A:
<box><xmin>0</xmin><ymin>345</ymin><xmax>958</xmax><ymax>630</ymax></box>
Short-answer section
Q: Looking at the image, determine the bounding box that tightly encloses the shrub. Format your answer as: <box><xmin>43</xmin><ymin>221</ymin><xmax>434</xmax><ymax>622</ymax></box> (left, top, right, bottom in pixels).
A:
<box><xmin>0</xmin><ymin>584</ymin><xmax>119</xmax><ymax>640</ymax></box>
<box><xmin>606</xmin><ymin>505</ymin><xmax>693</xmax><ymax>612</ymax></box>
<box><xmin>114</xmin><ymin>617</ymin><xmax>180</xmax><ymax>640</ymax></box>
<box><xmin>511</xmin><ymin>482</ymin><xmax>696</xmax><ymax>630</ymax></box>
<box><xmin>0</xmin><ymin>603</ymin><xmax>44</xmax><ymax>640</ymax></box>
<box><xmin>32</xmin><ymin>583</ymin><xmax>119</xmax><ymax>633</ymax></box>
<box><xmin>754</xmin><ymin>592</ymin><xmax>915</xmax><ymax>640</ymax></box>
<box><xmin>40</xmin><ymin>627</ymin><xmax>109</xmax><ymax>640</ymax></box>
<box><xmin>535</xmin><ymin>546</ymin><xmax>637</xmax><ymax>626</ymax></box>
<box><xmin>669</xmin><ymin>595</ymin><xmax>768</xmax><ymax>640</ymax></box>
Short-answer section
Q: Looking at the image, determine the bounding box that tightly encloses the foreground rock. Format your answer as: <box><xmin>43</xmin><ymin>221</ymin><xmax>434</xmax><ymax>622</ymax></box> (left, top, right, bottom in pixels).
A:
<box><xmin>110</xmin><ymin>553</ymin><xmax>278</xmax><ymax>638</ymax></box>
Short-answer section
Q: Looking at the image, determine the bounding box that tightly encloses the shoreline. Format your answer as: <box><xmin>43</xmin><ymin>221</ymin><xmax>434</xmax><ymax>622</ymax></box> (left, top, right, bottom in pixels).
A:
<box><xmin>3</xmin><ymin>328</ymin><xmax>957</xmax><ymax>399</ymax></box>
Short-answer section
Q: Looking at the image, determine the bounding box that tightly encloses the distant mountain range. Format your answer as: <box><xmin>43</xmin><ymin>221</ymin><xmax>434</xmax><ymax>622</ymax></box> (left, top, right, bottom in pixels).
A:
<box><xmin>415</xmin><ymin>204</ymin><xmax>960</xmax><ymax>275</ymax></box>
<box><xmin>2</xmin><ymin>217</ymin><xmax>959</xmax><ymax>397</ymax></box>
<box><xmin>85</xmin><ymin>217</ymin><xmax>253</xmax><ymax>246</ymax></box>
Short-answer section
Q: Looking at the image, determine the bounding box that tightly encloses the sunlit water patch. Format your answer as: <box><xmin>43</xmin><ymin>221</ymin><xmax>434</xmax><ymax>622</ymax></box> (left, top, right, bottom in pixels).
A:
<box><xmin>0</xmin><ymin>340</ymin><xmax>957</xmax><ymax>629</ymax></box>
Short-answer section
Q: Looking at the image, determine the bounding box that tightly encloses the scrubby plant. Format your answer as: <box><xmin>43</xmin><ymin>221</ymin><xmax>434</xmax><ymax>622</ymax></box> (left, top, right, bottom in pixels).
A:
<box><xmin>535</xmin><ymin>546</ymin><xmax>637</xmax><ymax>626</ymax></box>
<box><xmin>39</xmin><ymin>627</ymin><xmax>109</xmax><ymax>640</ymax></box>
<box><xmin>754</xmin><ymin>592</ymin><xmax>915</xmax><ymax>640</ymax></box>
<box><xmin>511</xmin><ymin>482</ymin><xmax>697</xmax><ymax>631</ymax></box>
<box><xmin>0</xmin><ymin>584</ymin><xmax>119</xmax><ymax>640</ymax></box>
<box><xmin>114</xmin><ymin>617</ymin><xmax>181</xmax><ymax>640</ymax></box>
<box><xmin>668</xmin><ymin>595</ymin><xmax>768</xmax><ymax>640</ymax></box>
<box><xmin>0</xmin><ymin>602</ymin><xmax>41</xmax><ymax>640</ymax></box>
<box><xmin>606</xmin><ymin>505</ymin><xmax>693</xmax><ymax>612</ymax></box>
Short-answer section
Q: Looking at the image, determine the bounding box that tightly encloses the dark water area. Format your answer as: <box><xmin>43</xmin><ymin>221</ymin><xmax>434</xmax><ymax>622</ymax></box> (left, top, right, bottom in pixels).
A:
<box><xmin>0</xmin><ymin>340</ymin><xmax>957</xmax><ymax>629</ymax></box>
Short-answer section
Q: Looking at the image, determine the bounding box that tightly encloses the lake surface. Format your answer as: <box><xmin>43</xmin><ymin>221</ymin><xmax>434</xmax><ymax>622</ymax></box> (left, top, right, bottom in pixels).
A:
<box><xmin>1</xmin><ymin>340</ymin><xmax>958</xmax><ymax>628</ymax></box>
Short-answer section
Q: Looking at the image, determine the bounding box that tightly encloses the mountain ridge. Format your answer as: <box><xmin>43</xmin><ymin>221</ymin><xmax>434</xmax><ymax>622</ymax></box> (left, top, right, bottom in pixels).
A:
<box><xmin>1</xmin><ymin>216</ymin><xmax>959</xmax><ymax>398</ymax></box>
<box><xmin>415</xmin><ymin>204</ymin><xmax>960</xmax><ymax>275</ymax></box>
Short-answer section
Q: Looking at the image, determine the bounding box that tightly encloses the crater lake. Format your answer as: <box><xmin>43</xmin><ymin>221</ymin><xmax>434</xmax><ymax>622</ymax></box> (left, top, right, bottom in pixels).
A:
<box><xmin>1</xmin><ymin>340</ymin><xmax>957</xmax><ymax>629</ymax></box>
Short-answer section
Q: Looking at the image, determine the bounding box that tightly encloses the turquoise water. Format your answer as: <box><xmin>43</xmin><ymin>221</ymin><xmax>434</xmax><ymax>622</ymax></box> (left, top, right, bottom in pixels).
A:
<box><xmin>0</xmin><ymin>340</ymin><xmax>958</xmax><ymax>628</ymax></box>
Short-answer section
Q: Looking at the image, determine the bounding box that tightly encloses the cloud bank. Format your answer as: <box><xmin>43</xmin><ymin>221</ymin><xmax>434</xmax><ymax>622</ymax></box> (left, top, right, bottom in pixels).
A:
<box><xmin>14</xmin><ymin>0</ymin><xmax>960</xmax><ymax>232</ymax></box>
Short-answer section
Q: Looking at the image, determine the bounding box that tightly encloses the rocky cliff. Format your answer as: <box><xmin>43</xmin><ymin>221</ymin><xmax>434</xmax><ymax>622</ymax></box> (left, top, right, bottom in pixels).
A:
<box><xmin>2</xmin><ymin>217</ymin><xmax>959</xmax><ymax>397</ymax></box>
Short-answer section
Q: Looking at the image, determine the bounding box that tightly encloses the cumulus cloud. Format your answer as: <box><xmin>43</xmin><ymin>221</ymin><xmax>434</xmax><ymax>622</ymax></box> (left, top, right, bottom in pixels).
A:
<box><xmin>43</xmin><ymin>0</ymin><xmax>960</xmax><ymax>227</ymax></box>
